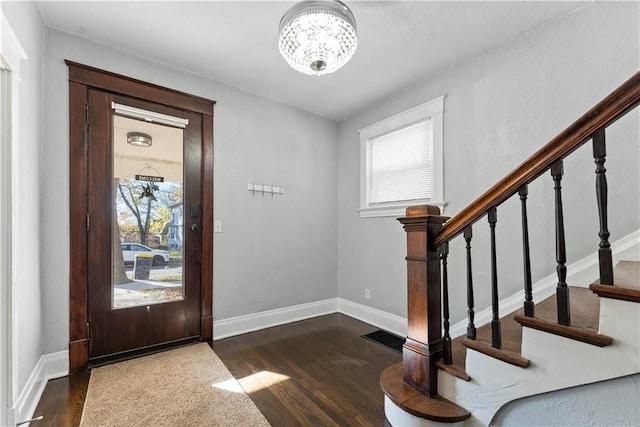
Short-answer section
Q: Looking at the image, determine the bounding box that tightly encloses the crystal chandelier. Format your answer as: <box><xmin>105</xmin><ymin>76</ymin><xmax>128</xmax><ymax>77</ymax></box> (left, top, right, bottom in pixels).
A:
<box><xmin>278</xmin><ymin>0</ymin><xmax>358</xmax><ymax>76</ymax></box>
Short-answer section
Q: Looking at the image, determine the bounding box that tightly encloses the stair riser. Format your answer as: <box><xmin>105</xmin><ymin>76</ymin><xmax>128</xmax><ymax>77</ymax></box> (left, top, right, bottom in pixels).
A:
<box><xmin>384</xmin><ymin>397</ymin><xmax>468</xmax><ymax>427</ymax></box>
<box><xmin>599</xmin><ymin>298</ymin><xmax>640</xmax><ymax>341</ymax></box>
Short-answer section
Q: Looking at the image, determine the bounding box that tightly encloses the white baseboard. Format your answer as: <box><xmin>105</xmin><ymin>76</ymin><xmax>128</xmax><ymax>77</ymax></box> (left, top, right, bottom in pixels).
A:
<box><xmin>16</xmin><ymin>350</ymin><xmax>68</xmax><ymax>425</ymax></box>
<box><xmin>212</xmin><ymin>297</ymin><xmax>409</xmax><ymax>341</ymax></box>
<box><xmin>212</xmin><ymin>297</ymin><xmax>409</xmax><ymax>342</ymax></box>
<box><xmin>449</xmin><ymin>230</ymin><xmax>640</xmax><ymax>339</ymax></box>
<box><xmin>337</xmin><ymin>298</ymin><xmax>407</xmax><ymax>337</ymax></box>
<box><xmin>213</xmin><ymin>298</ymin><xmax>338</xmax><ymax>340</ymax></box>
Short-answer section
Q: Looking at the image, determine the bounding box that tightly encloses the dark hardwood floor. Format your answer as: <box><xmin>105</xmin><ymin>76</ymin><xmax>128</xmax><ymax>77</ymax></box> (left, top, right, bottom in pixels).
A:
<box><xmin>31</xmin><ymin>313</ymin><xmax>401</xmax><ymax>426</ymax></box>
<box><xmin>29</xmin><ymin>369</ymin><xmax>90</xmax><ymax>426</ymax></box>
<box><xmin>214</xmin><ymin>314</ymin><xmax>401</xmax><ymax>426</ymax></box>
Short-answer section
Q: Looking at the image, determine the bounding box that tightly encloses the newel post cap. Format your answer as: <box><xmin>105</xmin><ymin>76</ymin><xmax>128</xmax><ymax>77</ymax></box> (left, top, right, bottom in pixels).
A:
<box><xmin>398</xmin><ymin>205</ymin><xmax>449</xmax><ymax>234</ymax></box>
<box><xmin>405</xmin><ymin>205</ymin><xmax>441</xmax><ymax>217</ymax></box>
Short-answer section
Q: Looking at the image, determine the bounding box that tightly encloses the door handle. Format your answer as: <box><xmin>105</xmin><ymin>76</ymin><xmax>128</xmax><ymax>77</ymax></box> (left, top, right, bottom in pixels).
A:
<box><xmin>190</xmin><ymin>224</ymin><xmax>199</xmax><ymax>232</ymax></box>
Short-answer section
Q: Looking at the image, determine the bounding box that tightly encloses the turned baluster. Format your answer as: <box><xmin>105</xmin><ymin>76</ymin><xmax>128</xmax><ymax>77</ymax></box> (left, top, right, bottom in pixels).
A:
<box><xmin>488</xmin><ymin>207</ymin><xmax>501</xmax><ymax>348</ymax></box>
<box><xmin>519</xmin><ymin>184</ymin><xmax>534</xmax><ymax>317</ymax></box>
<box><xmin>440</xmin><ymin>241</ymin><xmax>452</xmax><ymax>365</ymax></box>
<box><xmin>464</xmin><ymin>225</ymin><xmax>476</xmax><ymax>339</ymax></box>
<box><xmin>593</xmin><ymin>129</ymin><xmax>614</xmax><ymax>285</ymax></box>
<box><xmin>551</xmin><ymin>160</ymin><xmax>571</xmax><ymax>326</ymax></box>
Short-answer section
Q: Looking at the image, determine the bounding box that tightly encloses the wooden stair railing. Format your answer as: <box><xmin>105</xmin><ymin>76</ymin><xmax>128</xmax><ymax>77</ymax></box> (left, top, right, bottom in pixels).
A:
<box><xmin>381</xmin><ymin>70</ymin><xmax>640</xmax><ymax>421</ymax></box>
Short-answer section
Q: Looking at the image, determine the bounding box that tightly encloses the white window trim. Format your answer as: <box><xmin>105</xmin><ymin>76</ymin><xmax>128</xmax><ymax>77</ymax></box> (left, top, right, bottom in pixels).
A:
<box><xmin>358</xmin><ymin>96</ymin><xmax>446</xmax><ymax>218</ymax></box>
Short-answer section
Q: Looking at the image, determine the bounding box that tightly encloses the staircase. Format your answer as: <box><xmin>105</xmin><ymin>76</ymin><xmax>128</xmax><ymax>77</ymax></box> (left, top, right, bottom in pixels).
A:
<box><xmin>381</xmin><ymin>71</ymin><xmax>640</xmax><ymax>426</ymax></box>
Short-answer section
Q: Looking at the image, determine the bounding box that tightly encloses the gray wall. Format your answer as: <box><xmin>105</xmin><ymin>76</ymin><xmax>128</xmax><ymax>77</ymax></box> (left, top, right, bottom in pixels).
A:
<box><xmin>5</xmin><ymin>3</ymin><xmax>640</xmax><ymax>417</ymax></box>
<box><xmin>493</xmin><ymin>374</ymin><xmax>640</xmax><ymax>426</ymax></box>
<box><xmin>337</xmin><ymin>2</ymin><xmax>640</xmax><ymax>322</ymax></box>
<box><xmin>1</xmin><ymin>1</ymin><xmax>44</xmax><ymax>401</ymax></box>
<box><xmin>41</xmin><ymin>30</ymin><xmax>339</xmax><ymax>354</ymax></box>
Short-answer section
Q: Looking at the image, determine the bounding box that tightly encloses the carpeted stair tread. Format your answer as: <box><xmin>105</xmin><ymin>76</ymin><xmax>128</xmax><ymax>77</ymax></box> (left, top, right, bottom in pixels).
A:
<box><xmin>514</xmin><ymin>287</ymin><xmax>611</xmax><ymax>347</ymax></box>
<box><xmin>590</xmin><ymin>260</ymin><xmax>640</xmax><ymax>302</ymax></box>
<box><xmin>532</xmin><ymin>286</ymin><xmax>600</xmax><ymax>329</ymax></box>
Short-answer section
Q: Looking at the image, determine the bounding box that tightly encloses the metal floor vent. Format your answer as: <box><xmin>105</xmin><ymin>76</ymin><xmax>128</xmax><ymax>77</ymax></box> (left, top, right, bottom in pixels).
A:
<box><xmin>362</xmin><ymin>329</ymin><xmax>405</xmax><ymax>353</ymax></box>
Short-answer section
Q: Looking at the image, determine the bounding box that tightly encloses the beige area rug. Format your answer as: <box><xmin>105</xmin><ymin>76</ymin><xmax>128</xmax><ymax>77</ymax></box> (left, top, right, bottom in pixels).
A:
<box><xmin>80</xmin><ymin>343</ymin><xmax>271</xmax><ymax>427</ymax></box>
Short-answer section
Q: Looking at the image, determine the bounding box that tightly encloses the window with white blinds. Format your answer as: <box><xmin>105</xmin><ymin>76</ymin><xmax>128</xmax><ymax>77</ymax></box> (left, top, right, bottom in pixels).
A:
<box><xmin>359</xmin><ymin>96</ymin><xmax>445</xmax><ymax>218</ymax></box>
<box><xmin>369</xmin><ymin>120</ymin><xmax>432</xmax><ymax>204</ymax></box>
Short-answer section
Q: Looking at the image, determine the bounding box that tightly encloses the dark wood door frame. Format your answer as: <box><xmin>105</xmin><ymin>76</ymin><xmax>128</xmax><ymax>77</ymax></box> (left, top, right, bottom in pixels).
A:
<box><xmin>67</xmin><ymin>61</ymin><xmax>215</xmax><ymax>371</ymax></box>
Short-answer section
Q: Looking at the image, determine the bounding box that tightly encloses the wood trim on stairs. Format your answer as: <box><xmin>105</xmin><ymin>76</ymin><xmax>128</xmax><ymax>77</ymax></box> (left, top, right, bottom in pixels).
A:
<box><xmin>514</xmin><ymin>315</ymin><xmax>613</xmax><ymax>347</ymax></box>
<box><xmin>460</xmin><ymin>337</ymin><xmax>530</xmax><ymax>368</ymax></box>
<box><xmin>381</xmin><ymin>363</ymin><xmax>471</xmax><ymax>423</ymax></box>
<box><xmin>589</xmin><ymin>284</ymin><xmax>640</xmax><ymax>303</ymax></box>
<box><xmin>436</xmin><ymin>361</ymin><xmax>471</xmax><ymax>382</ymax></box>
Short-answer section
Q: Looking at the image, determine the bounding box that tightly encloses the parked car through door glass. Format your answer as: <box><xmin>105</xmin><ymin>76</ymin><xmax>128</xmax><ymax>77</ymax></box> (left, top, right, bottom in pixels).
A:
<box><xmin>121</xmin><ymin>243</ymin><xmax>170</xmax><ymax>266</ymax></box>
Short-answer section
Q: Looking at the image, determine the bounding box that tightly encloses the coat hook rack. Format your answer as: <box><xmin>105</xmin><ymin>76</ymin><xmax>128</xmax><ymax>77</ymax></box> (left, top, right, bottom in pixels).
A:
<box><xmin>247</xmin><ymin>182</ymin><xmax>285</xmax><ymax>197</ymax></box>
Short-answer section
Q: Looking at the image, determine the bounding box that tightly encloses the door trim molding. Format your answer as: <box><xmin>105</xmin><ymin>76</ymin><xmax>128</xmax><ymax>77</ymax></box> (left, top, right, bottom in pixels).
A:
<box><xmin>201</xmin><ymin>112</ymin><xmax>214</xmax><ymax>340</ymax></box>
<box><xmin>67</xmin><ymin>62</ymin><xmax>215</xmax><ymax>371</ymax></box>
<box><xmin>67</xmin><ymin>61</ymin><xmax>214</xmax><ymax>115</ymax></box>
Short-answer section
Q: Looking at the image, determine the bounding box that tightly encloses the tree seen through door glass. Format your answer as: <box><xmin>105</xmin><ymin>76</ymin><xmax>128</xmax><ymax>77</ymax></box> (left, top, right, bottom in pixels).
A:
<box><xmin>111</xmin><ymin>115</ymin><xmax>185</xmax><ymax>309</ymax></box>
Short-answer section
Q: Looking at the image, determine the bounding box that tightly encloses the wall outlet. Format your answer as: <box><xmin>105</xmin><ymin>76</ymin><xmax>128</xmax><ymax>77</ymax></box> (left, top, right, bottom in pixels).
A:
<box><xmin>365</xmin><ymin>288</ymin><xmax>371</xmax><ymax>299</ymax></box>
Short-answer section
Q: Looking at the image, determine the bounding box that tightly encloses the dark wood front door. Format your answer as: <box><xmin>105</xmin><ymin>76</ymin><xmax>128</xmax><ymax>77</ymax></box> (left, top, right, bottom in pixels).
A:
<box><xmin>67</xmin><ymin>62</ymin><xmax>214</xmax><ymax>368</ymax></box>
<box><xmin>86</xmin><ymin>91</ymin><xmax>202</xmax><ymax>359</ymax></box>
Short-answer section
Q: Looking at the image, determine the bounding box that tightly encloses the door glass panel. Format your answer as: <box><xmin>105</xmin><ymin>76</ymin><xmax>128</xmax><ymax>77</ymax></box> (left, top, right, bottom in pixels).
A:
<box><xmin>111</xmin><ymin>114</ymin><xmax>184</xmax><ymax>309</ymax></box>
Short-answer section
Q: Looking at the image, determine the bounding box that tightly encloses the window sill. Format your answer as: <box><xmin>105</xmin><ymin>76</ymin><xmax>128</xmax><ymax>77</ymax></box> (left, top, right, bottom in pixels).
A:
<box><xmin>358</xmin><ymin>201</ymin><xmax>447</xmax><ymax>218</ymax></box>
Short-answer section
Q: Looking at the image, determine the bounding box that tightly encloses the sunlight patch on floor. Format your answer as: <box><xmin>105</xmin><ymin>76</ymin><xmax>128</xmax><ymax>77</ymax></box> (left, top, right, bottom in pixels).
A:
<box><xmin>212</xmin><ymin>378</ymin><xmax>245</xmax><ymax>393</ymax></box>
<box><xmin>213</xmin><ymin>371</ymin><xmax>290</xmax><ymax>394</ymax></box>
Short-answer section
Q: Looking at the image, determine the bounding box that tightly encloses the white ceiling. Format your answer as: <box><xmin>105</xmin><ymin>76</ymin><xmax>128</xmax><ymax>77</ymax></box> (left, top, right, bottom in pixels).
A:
<box><xmin>37</xmin><ymin>1</ymin><xmax>588</xmax><ymax>121</ymax></box>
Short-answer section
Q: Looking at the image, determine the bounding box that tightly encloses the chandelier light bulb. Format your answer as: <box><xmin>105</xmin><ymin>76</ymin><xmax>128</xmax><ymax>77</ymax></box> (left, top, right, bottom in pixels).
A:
<box><xmin>278</xmin><ymin>0</ymin><xmax>358</xmax><ymax>76</ymax></box>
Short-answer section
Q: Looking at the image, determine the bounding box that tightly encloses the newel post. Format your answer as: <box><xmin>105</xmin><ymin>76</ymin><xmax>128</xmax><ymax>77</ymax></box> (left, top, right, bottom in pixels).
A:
<box><xmin>397</xmin><ymin>205</ymin><xmax>448</xmax><ymax>396</ymax></box>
